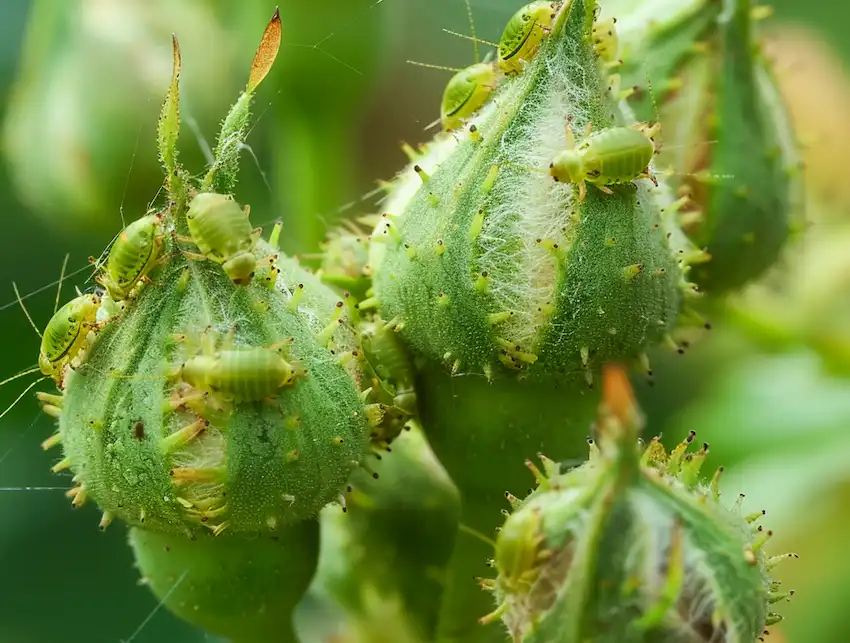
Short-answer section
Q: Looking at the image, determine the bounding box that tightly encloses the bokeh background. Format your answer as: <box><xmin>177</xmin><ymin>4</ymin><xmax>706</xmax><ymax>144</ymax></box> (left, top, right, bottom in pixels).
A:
<box><xmin>0</xmin><ymin>1</ymin><xmax>848</xmax><ymax>641</ymax></box>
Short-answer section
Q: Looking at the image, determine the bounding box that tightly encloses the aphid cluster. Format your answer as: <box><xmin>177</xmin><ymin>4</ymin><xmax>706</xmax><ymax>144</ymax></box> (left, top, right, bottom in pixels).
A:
<box><xmin>415</xmin><ymin>0</ymin><xmax>658</xmax><ymax>204</ymax></box>
<box><xmin>413</xmin><ymin>1</ymin><xmax>568</xmax><ymax>132</ymax></box>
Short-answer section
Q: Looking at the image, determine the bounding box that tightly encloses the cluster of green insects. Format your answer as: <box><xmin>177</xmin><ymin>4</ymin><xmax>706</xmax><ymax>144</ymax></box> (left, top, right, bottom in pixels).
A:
<box><xmin>411</xmin><ymin>1</ymin><xmax>563</xmax><ymax>131</ymax></box>
<box><xmin>409</xmin><ymin>1</ymin><xmax>660</xmax><ymax>202</ymax></box>
<box><xmin>0</xmin><ymin>190</ymin><xmax>281</xmax><ymax>422</ymax></box>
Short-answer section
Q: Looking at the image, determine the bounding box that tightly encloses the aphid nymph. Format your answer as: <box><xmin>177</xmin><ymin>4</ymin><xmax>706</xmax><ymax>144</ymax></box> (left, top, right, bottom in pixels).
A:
<box><xmin>498</xmin><ymin>1</ymin><xmax>561</xmax><ymax>75</ymax></box>
<box><xmin>549</xmin><ymin>120</ymin><xmax>660</xmax><ymax>201</ymax></box>
<box><xmin>181</xmin><ymin>193</ymin><xmax>262</xmax><ymax>286</ymax></box>
<box><xmin>171</xmin><ymin>331</ymin><xmax>302</xmax><ymax>404</ymax></box>
<box><xmin>96</xmin><ymin>212</ymin><xmax>166</xmax><ymax>301</ymax></box>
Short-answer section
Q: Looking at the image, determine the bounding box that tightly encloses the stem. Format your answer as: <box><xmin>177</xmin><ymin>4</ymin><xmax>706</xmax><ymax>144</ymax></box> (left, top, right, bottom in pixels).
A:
<box><xmin>412</xmin><ymin>361</ymin><xmax>598</xmax><ymax>643</ymax></box>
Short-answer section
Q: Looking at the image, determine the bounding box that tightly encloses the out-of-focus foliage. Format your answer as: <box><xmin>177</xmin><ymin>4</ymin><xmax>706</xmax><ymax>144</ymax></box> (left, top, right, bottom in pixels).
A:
<box><xmin>1</xmin><ymin>0</ymin><xmax>850</xmax><ymax>642</ymax></box>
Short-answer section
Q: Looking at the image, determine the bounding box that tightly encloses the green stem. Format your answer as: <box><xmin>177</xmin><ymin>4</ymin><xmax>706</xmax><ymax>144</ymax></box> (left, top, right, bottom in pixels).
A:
<box><xmin>129</xmin><ymin>520</ymin><xmax>319</xmax><ymax>643</ymax></box>
<box><xmin>273</xmin><ymin>108</ymin><xmax>355</xmax><ymax>255</ymax></box>
<box><xmin>412</xmin><ymin>361</ymin><xmax>598</xmax><ymax>643</ymax></box>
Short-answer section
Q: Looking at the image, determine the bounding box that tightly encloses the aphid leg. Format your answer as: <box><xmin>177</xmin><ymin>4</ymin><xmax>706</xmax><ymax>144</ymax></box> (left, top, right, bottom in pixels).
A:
<box><xmin>268</xmin><ymin>337</ymin><xmax>296</xmax><ymax>355</ymax></box>
<box><xmin>180</xmin><ymin>249</ymin><xmax>210</xmax><ymax>263</ymax></box>
<box><xmin>578</xmin><ymin>181</ymin><xmax>587</xmax><ymax>202</ymax></box>
<box><xmin>564</xmin><ymin>120</ymin><xmax>576</xmax><ymax>150</ymax></box>
<box><xmin>250</xmin><ymin>227</ymin><xmax>263</xmax><ymax>244</ymax></box>
<box><xmin>596</xmin><ymin>185</ymin><xmax>615</xmax><ymax>195</ymax></box>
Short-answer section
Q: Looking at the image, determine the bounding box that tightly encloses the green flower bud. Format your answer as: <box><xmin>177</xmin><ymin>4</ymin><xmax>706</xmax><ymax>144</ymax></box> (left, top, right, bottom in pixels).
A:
<box><xmin>364</xmin><ymin>2</ymin><xmax>705</xmax><ymax>639</ymax></box>
<box><xmin>370</xmin><ymin>0</ymin><xmax>695</xmax><ymax>382</ymax></box>
<box><xmin>612</xmin><ymin>0</ymin><xmax>805</xmax><ymax>293</ymax></box>
<box><xmin>54</xmin><ymin>234</ymin><xmax>368</xmax><ymax>535</ymax></box>
<box><xmin>483</xmin><ymin>365</ymin><xmax>795</xmax><ymax>642</ymax></box>
<box><xmin>33</xmin><ymin>17</ymin><xmax>371</xmax><ymax>642</ymax></box>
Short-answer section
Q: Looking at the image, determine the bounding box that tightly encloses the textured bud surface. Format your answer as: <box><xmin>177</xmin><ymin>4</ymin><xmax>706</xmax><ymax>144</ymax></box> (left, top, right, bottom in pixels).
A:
<box><xmin>371</xmin><ymin>0</ymin><xmax>695</xmax><ymax>381</ymax></box>
<box><xmin>57</xmin><ymin>235</ymin><xmax>368</xmax><ymax>536</ymax></box>
<box><xmin>484</xmin><ymin>366</ymin><xmax>793</xmax><ymax>642</ymax></box>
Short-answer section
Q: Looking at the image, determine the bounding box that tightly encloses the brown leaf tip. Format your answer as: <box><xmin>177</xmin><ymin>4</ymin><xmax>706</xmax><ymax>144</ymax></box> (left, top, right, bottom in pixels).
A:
<box><xmin>247</xmin><ymin>6</ymin><xmax>283</xmax><ymax>93</ymax></box>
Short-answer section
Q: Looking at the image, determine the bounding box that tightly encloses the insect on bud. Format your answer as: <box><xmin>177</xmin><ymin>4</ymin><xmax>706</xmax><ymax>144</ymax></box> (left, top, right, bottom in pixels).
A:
<box><xmin>31</xmin><ymin>13</ymin><xmax>371</xmax><ymax>641</ymax></box>
<box><xmin>482</xmin><ymin>365</ymin><xmax>795</xmax><ymax>642</ymax></box>
<box><xmin>371</xmin><ymin>0</ymin><xmax>693</xmax><ymax>383</ymax></box>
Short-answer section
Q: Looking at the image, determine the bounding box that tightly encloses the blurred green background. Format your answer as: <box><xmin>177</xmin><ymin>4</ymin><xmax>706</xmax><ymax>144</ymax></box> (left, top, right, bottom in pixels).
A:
<box><xmin>0</xmin><ymin>1</ymin><xmax>848</xmax><ymax>642</ymax></box>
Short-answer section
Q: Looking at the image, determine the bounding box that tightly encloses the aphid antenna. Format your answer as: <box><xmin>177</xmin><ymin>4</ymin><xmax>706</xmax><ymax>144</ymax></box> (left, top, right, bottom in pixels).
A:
<box><xmin>183</xmin><ymin>106</ymin><xmax>216</xmax><ymax>166</ymax></box>
<box><xmin>0</xmin><ymin>375</ymin><xmax>47</xmax><ymax>421</ymax></box>
<box><xmin>237</xmin><ymin>141</ymin><xmax>273</xmax><ymax>196</ymax></box>
<box><xmin>441</xmin><ymin>29</ymin><xmax>500</xmax><ymax>50</ymax></box>
<box><xmin>406</xmin><ymin>60</ymin><xmax>465</xmax><ymax>74</ymax></box>
<box><xmin>463</xmin><ymin>0</ymin><xmax>480</xmax><ymax>63</ymax></box>
<box><xmin>459</xmin><ymin>522</ymin><xmax>498</xmax><ymax>550</ymax></box>
<box><xmin>53</xmin><ymin>254</ymin><xmax>69</xmax><ymax>315</ymax></box>
<box><xmin>12</xmin><ymin>283</ymin><xmax>42</xmax><ymax>339</ymax></box>
<box><xmin>422</xmin><ymin>116</ymin><xmax>443</xmax><ymax>133</ymax></box>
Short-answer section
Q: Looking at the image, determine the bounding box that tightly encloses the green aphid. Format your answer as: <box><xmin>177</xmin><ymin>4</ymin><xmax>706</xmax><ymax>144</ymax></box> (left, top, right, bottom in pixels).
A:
<box><xmin>442</xmin><ymin>62</ymin><xmax>499</xmax><ymax>131</ymax></box>
<box><xmin>549</xmin><ymin>121</ymin><xmax>659</xmax><ymax>201</ymax></box>
<box><xmin>498</xmin><ymin>1</ymin><xmax>561</xmax><ymax>75</ymax></box>
<box><xmin>360</xmin><ymin>319</ymin><xmax>418</xmax><ymax>445</ymax></box>
<box><xmin>183</xmin><ymin>192</ymin><xmax>262</xmax><ymax>285</ymax></box>
<box><xmin>480</xmin><ymin>504</ymin><xmax>545</xmax><ymax>625</ymax></box>
<box><xmin>175</xmin><ymin>340</ymin><xmax>301</xmax><ymax>404</ymax></box>
<box><xmin>39</xmin><ymin>294</ymin><xmax>102</xmax><ymax>386</ymax></box>
<box><xmin>96</xmin><ymin>212</ymin><xmax>165</xmax><ymax>301</ymax></box>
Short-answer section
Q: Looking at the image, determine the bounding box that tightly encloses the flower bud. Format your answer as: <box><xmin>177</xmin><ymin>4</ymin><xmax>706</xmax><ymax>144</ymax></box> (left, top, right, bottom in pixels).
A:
<box><xmin>613</xmin><ymin>0</ymin><xmax>805</xmax><ymax>293</ymax></box>
<box><xmin>365</xmin><ymin>2</ymin><xmax>704</xmax><ymax>638</ymax></box>
<box><xmin>34</xmin><ymin>16</ymin><xmax>372</xmax><ymax>641</ymax></box>
<box><xmin>370</xmin><ymin>0</ymin><xmax>697</xmax><ymax>383</ymax></box>
<box><xmin>483</xmin><ymin>365</ymin><xmax>795</xmax><ymax>641</ymax></box>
